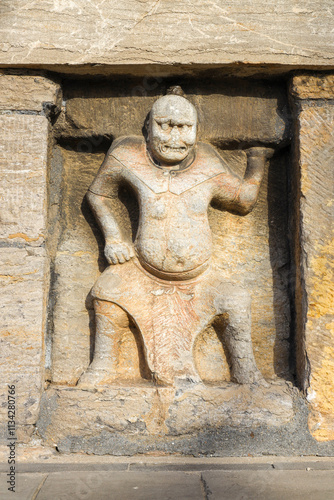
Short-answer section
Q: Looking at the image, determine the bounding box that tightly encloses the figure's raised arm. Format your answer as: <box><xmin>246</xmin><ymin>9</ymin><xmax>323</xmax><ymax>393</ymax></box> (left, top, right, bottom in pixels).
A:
<box><xmin>87</xmin><ymin>153</ymin><xmax>134</xmax><ymax>265</ymax></box>
<box><xmin>212</xmin><ymin>147</ymin><xmax>274</xmax><ymax>215</ymax></box>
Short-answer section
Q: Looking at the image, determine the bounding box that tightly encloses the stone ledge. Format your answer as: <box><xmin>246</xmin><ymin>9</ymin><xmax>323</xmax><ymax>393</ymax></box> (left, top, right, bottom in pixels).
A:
<box><xmin>37</xmin><ymin>382</ymin><xmax>298</xmax><ymax>455</ymax></box>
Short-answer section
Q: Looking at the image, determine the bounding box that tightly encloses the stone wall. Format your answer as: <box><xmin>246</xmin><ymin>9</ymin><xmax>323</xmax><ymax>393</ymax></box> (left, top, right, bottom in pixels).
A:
<box><xmin>0</xmin><ymin>1</ymin><xmax>333</xmax><ymax>456</ymax></box>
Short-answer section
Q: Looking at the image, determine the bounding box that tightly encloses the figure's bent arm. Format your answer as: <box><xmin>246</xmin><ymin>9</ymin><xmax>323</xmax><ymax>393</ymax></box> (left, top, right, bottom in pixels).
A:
<box><xmin>86</xmin><ymin>190</ymin><xmax>123</xmax><ymax>242</ymax></box>
<box><xmin>87</xmin><ymin>157</ymin><xmax>135</xmax><ymax>265</ymax></box>
<box><xmin>213</xmin><ymin>147</ymin><xmax>274</xmax><ymax>215</ymax></box>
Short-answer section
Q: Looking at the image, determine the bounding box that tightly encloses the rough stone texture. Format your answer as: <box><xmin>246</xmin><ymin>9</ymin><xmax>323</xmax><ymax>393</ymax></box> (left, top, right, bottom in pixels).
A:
<box><xmin>291</xmin><ymin>74</ymin><xmax>334</xmax><ymax>441</ymax></box>
<box><xmin>0</xmin><ymin>74</ymin><xmax>61</xmax><ymax>112</ymax></box>
<box><xmin>291</xmin><ymin>75</ymin><xmax>334</xmax><ymax>100</ymax></box>
<box><xmin>57</xmin><ymin>79</ymin><xmax>288</xmax><ymax>146</ymax></box>
<box><xmin>0</xmin><ymin>1</ymin><xmax>333</xmax><ymax>72</ymax></box>
<box><xmin>0</xmin><ymin>77</ymin><xmax>59</xmax><ymax>442</ymax></box>
<box><xmin>0</xmin><ymin>114</ymin><xmax>50</xmax><ymax>242</ymax></box>
<box><xmin>37</xmin><ymin>382</ymin><xmax>294</xmax><ymax>454</ymax></box>
<box><xmin>50</xmin><ymin>148</ymin><xmax>104</xmax><ymax>385</ymax></box>
<box><xmin>0</xmin><ymin>247</ymin><xmax>48</xmax><ymax>442</ymax></box>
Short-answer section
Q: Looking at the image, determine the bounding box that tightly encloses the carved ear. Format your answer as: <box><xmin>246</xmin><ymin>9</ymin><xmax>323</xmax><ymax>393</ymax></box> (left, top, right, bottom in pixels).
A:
<box><xmin>166</xmin><ymin>85</ymin><xmax>186</xmax><ymax>97</ymax></box>
<box><xmin>142</xmin><ymin>112</ymin><xmax>150</xmax><ymax>141</ymax></box>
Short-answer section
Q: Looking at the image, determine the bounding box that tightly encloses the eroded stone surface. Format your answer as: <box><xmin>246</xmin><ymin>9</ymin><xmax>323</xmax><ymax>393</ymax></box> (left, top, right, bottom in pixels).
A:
<box><xmin>0</xmin><ymin>1</ymin><xmax>333</xmax><ymax>70</ymax></box>
<box><xmin>0</xmin><ymin>74</ymin><xmax>61</xmax><ymax>112</ymax></box>
<box><xmin>58</xmin><ymin>79</ymin><xmax>288</xmax><ymax>145</ymax></box>
<box><xmin>291</xmin><ymin>74</ymin><xmax>334</xmax><ymax>441</ymax></box>
<box><xmin>38</xmin><ymin>383</ymin><xmax>294</xmax><ymax>451</ymax></box>
<box><xmin>0</xmin><ymin>77</ymin><xmax>56</xmax><ymax>443</ymax></box>
<box><xmin>0</xmin><ymin>114</ymin><xmax>50</xmax><ymax>242</ymax></box>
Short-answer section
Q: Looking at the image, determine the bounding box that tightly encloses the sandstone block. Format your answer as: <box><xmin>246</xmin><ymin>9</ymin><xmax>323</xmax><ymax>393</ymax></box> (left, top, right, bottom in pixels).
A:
<box><xmin>0</xmin><ymin>78</ymin><xmax>58</xmax><ymax>442</ymax></box>
<box><xmin>291</xmin><ymin>75</ymin><xmax>334</xmax><ymax>441</ymax></box>
<box><xmin>291</xmin><ymin>75</ymin><xmax>334</xmax><ymax>100</ymax></box>
<box><xmin>0</xmin><ymin>247</ymin><xmax>48</xmax><ymax>442</ymax></box>
<box><xmin>37</xmin><ymin>383</ymin><xmax>294</xmax><ymax>454</ymax></box>
<box><xmin>0</xmin><ymin>114</ymin><xmax>49</xmax><ymax>243</ymax></box>
<box><xmin>0</xmin><ymin>74</ymin><xmax>61</xmax><ymax>112</ymax></box>
<box><xmin>0</xmin><ymin>1</ymin><xmax>333</xmax><ymax>70</ymax></box>
<box><xmin>60</xmin><ymin>79</ymin><xmax>288</xmax><ymax>145</ymax></box>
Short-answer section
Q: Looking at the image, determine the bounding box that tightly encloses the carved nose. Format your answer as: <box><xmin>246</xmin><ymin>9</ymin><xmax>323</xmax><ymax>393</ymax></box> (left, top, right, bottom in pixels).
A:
<box><xmin>170</xmin><ymin>126</ymin><xmax>180</xmax><ymax>139</ymax></box>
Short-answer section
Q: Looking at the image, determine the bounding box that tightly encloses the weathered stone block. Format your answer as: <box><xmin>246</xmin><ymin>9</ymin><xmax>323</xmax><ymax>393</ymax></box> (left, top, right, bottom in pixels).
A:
<box><xmin>60</xmin><ymin>79</ymin><xmax>288</xmax><ymax>145</ymax></box>
<box><xmin>291</xmin><ymin>74</ymin><xmax>334</xmax><ymax>441</ymax></box>
<box><xmin>0</xmin><ymin>247</ymin><xmax>48</xmax><ymax>442</ymax></box>
<box><xmin>0</xmin><ymin>114</ymin><xmax>50</xmax><ymax>242</ymax></box>
<box><xmin>0</xmin><ymin>74</ymin><xmax>61</xmax><ymax>112</ymax></box>
<box><xmin>0</xmin><ymin>1</ymin><xmax>333</xmax><ymax>70</ymax></box>
<box><xmin>291</xmin><ymin>75</ymin><xmax>334</xmax><ymax>100</ymax></box>
<box><xmin>37</xmin><ymin>382</ymin><xmax>294</xmax><ymax>454</ymax></box>
<box><xmin>0</xmin><ymin>76</ymin><xmax>57</xmax><ymax>443</ymax></box>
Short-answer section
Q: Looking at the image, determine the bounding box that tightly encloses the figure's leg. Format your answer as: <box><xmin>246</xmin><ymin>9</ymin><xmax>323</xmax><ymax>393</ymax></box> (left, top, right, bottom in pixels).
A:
<box><xmin>215</xmin><ymin>287</ymin><xmax>265</xmax><ymax>384</ymax></box>
<box><xmin>78</xmin><ymin>300</ymin><xmax>129</xmax><ymax>388</ymax></box>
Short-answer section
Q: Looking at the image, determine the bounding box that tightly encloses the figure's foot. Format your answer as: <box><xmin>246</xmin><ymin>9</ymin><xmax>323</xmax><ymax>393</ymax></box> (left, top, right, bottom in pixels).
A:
<box><xmin>231</xmin><ymin>364</ymin><xmax>269</xmax><ymax>387</ymax></box>
<box><xmin>77</xmin><ymin>364</ymin><xmax>118</xmax><ymax>389</ymax></box>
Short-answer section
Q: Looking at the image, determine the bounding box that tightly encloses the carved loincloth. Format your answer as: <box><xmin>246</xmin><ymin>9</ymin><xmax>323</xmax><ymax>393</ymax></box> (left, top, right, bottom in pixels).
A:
<box><xmin>91</xmin><ymin>258</ymin><xmax>240</xmax><ymax>384</ymax></box>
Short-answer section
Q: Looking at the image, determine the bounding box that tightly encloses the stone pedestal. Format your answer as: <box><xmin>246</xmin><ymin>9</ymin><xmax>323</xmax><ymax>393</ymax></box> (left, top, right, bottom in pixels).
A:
<box><xmin>38</xmin><ymin>381</ymin><xmax>294</xmax><ymax>455</ymax></box>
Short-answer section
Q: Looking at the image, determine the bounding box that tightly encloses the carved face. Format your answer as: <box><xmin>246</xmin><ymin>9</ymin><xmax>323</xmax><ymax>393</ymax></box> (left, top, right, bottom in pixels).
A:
<box><xmin>148</xmin><ymin>95</ymin><xmax>197</xmax><ymax>165</ymax></box>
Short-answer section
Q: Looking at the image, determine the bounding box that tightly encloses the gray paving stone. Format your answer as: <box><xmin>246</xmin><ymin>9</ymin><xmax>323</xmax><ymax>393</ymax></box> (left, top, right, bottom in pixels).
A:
<box><xmin>0</xmin><ymin>472</ymin><xmax>47</xmax><ymax>500</ymax></box>
<box><xmin>202</xmin><ymin>470</ymin><xmax>334</xmax><ymax>500</ymax></box>
<box><xmin>272</xmin><ymin>461</ymin><xmax>334</xmax><ymax>470</ymax></box>
<box><xmin>129</xmin><ymin>462</ymin><xmax>273</xmax><ymax>472</ymax></box>
<box><xmin>36</xmin><ymin>471</ymin><xmax>204</xmax><ymax>500</ymax></box>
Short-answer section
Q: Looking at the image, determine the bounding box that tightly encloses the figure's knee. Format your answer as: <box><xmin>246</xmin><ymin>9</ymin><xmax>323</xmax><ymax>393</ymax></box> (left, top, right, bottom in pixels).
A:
<box><xmin>214</xmin><ymin>284</ymin><xmax>251</xmax><ymax>315</ymax></box>
<box><xmin>94</xmin><ymin>300</ymin><xmax>130</xmax><ymax>329</ymax></box>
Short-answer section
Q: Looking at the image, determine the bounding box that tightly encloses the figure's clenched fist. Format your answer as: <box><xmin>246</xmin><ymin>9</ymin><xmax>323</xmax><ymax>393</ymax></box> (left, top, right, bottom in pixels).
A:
<box><xmin>104</xmin><ymin>241</ymin><xmax>135</xmax><ymax>265</ymax></box>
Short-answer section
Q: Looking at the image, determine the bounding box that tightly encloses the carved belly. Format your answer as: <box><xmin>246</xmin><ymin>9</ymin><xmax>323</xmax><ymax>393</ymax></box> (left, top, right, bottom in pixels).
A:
<box><xmin>134</xmin><ymin>218</ymin><xmax>212</xmax><ymax>280</ymax></box>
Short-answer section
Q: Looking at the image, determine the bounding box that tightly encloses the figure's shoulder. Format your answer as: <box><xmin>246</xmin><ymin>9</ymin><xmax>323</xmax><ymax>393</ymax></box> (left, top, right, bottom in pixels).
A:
<box><xmin>196</xmin><ymin>142</ymin><xmax>229</xmax><ymax>171</ymax></box>
<box><xmin>169</xmin><ymin>143</ymin><xmax>231</xmax><ymax>195</ymax></box>
<box><xmin>193</xmin><ymin>142</ymin><xmax>230</xmax><ymax>176</ymax></box>
<box><xmin>108</xmin><ymin>136</ymin><xmax>146</xmax><ymax>164</ymax></box>
<box><xmin>106</xmin><ymin>136</ymin><xmax>169</xmax><ymax>194</ymax></box>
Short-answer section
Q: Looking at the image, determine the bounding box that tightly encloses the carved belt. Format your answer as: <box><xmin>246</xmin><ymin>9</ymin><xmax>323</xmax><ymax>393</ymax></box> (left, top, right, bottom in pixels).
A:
<box><xmin>136</xmin><ymin>255</ymin><xmax>210</xmax><ymax>282</ymax></box>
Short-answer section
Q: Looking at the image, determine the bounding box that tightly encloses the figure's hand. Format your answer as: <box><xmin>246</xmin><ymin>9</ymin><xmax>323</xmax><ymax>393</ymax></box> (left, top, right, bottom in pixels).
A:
<box><xmin>245</xmin><ymin>147</ymin><xmax>275</xmax><ymax>160</ymax></box>
<box><xmin>104</xmin><ymin>240</ymin><xmax>135</xmax><ymax>265</ymax></box>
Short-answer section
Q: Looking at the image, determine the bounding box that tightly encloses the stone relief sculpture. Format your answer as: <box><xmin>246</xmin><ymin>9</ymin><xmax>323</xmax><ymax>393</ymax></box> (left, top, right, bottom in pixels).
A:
<box><xmin>79</xmin><ymin>87</ymin><xmax>274</xmax><ymax>388</ymax></box>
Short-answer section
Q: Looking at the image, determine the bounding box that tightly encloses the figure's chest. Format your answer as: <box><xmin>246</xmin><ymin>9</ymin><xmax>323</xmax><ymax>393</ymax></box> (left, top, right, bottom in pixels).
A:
<box><xmin>128</xmin><ymin>164</ymin><xmax>222</xmax><ymax>197</ymax></box>
<box><xmin>142</xmin><ymin>186</ymin><xmax>212</xmax><ymax>220</ymax></box>
<box><xmin>112</xmin><ymin>142</ymin><xmax>227</xmax><ymax>195</ymax></box>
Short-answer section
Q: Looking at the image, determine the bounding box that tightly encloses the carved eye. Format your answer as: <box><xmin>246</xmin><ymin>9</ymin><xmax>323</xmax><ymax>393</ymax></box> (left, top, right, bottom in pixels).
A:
<box><xmin>161</xmin><ymin>122</ymin><xmax>169</xmax><ymax>131</ymax></box>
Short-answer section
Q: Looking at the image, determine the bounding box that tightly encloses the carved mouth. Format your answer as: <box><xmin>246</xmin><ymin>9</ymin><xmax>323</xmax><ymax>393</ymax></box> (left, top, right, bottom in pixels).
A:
<box><xmin>161</xmin><ymin>145</ymin><xmax>187</xmax><ymax>154</ymax></box>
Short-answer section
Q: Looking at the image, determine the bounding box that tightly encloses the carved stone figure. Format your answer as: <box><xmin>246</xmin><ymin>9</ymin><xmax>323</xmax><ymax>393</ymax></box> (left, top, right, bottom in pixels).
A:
<box><xmin>78</xmin><ymin>87</ymin><xmax>274</xmax><ymax>388</ymax></box>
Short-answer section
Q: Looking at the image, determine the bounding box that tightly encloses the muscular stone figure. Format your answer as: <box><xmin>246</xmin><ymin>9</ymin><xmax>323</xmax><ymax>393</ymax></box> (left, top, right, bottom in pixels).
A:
<box><xmin>78</xmin><ymin>87</ymin><xmax>273</xmax><ymax>388</ymax></box>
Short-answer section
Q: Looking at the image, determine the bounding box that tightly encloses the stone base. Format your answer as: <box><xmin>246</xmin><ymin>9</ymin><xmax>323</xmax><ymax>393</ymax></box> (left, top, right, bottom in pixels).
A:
<box><xmin>38</xmin><ymin>381</ymin><xmax>297</xmax><ymax>455</ymax></box>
